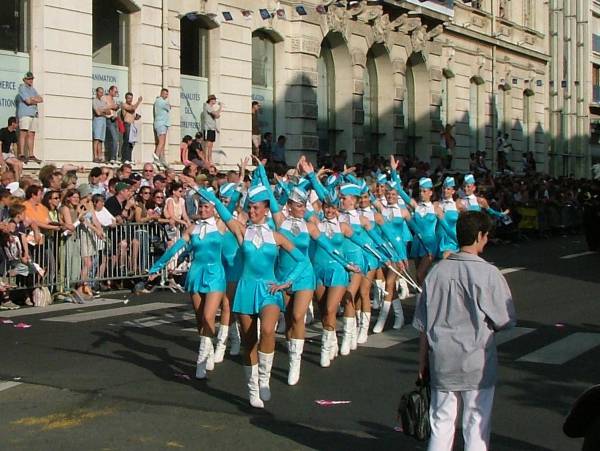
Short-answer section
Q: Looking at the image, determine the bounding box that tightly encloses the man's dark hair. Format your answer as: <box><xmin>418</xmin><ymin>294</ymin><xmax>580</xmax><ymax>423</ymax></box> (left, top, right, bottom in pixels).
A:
<box><xmin>92</xmin><ymin>194</ymin><xmax>105</xmax><ymax>204</ymax></box>
<box><xmin>456</xmin><ymin>211</ymin><xmax>492</xmax><ymax>247</ymax></box>
<box><xmin>252</xmin><ymin>101</ymin><xmax>259</xmax><ymax>107</ymax></box>
<box><xmin>25</xmin><ymin>184</ymin><xmax>43</xmax><ymax>200</ymax></box>
<box><xmin>125</xmin><ymin>92</ymin><xmax>133</xmax><ymax>98</ymax></box>
<box><xmin>89</xmin><ymin>166</ymin><xmax>102</xmax><ymax>178</ymax></box>
<box><xmin>182</xmin><ymin>135</ymin><xmax>193</xmax><ymax>143</ymax></box>
<box><xmin>161</xmin><ymin>88</ymin><xmax>169</xmax><ymax>94</ymax></box>
<box><xmin>7</xmin><ymin>116</ymin><xmax>16</xmax><ymax>126</ymax></box>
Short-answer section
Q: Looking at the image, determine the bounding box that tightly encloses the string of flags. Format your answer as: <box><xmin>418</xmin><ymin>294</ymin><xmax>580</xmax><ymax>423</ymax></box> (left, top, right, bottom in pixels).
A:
<box><xmin>184</xmin><ymin>1</ymin><xmax>389</xmax><ymax>24</ymax></box>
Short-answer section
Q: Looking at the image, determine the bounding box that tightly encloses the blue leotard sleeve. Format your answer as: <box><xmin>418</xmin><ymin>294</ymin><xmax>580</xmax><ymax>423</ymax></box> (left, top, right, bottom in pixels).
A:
<box><xmin>486</xmin><ymin>207</ymin><xmax>505</xmax><ymax>219</ymax></box>
<box><xmin>149</xmin><ymin>238</ymin><xmax>187</xmax><ymax>274</ymax></box>
<box><xmin>306</xmin><ymin>172</ymin><xmax>329</xmax><ymax>202</ymax></box>
<box><xmin>255</xmin><ymin>164</ymin><xmax>280</xmax><ymax>214</ymax></box>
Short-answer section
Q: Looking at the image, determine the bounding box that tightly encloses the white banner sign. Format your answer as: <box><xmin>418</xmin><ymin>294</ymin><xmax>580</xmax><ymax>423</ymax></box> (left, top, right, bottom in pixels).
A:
<box><xmin>92</xmin><ymin>63</ymin><xmax>129</xmax><ymax>96</ymax></box>
<box><xmin>0</xmin><ymin>52</ymin><xmax>30</xmax><ymax>126</ymax></box>
<box><xmin>180</xmin><ymin>75</ymin><xmax>208</xmax><ymax>138</ymax></box>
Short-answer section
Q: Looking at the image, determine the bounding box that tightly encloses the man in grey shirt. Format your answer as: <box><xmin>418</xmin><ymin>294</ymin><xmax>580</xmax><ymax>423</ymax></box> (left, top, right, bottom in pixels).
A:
<box><xmin>413</xmin><ymin>210</ymin><xmax>516</xmax><ymax>451</ymax></box>
<box><xmin>201</xmin><ymin>94</ymin><xmax>222</xmax><ymax>166</ymax></box>
<box><xmin>16</xmin><ymin>72</ymin><xmax>43</xmax><ymax>163</ymax></box>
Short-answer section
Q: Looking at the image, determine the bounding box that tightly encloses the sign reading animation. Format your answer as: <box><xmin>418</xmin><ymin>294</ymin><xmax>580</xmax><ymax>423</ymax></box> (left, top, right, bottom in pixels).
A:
<box><xmin>92</xmin><ymin>63</ymin><xmax>129</xmax><ymax>97</ymax></box>
<box><xmin>0</xmin><ymin>52</ymin><xmax>30</xmax><ymax>125</ymax></box>
<box><xmin>181</xmin><ymin>75</ymin><xmax>208</xmax><ymax>138</ymax></box>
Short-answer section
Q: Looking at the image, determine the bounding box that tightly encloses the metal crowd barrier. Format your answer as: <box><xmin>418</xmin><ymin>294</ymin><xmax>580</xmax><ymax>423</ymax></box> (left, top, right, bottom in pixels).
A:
<box><xmin>0</xmin><ymin>222</ymin><xmax>189</xmax><ymax>295</ymax></box>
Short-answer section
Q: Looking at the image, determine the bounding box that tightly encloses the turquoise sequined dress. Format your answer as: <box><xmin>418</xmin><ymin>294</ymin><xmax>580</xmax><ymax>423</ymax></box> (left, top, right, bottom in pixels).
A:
<box><xmin>233</xmin><ymin>224</ymin><xmax>285</xmax><ymax>315</ymax></box>
<box><xmin>438</xmin><ymin>198</ymin><xmax>460</xmax><ymax>254</ymax></box>
<box><xmin>186</xmin><ymin>220</ymin><xmax>226</xmax><ymax>293</ymax></box>
<box><xmin>410</xmin><ymin>202</ymin><xmax>439</xmax><ymax>258</ymax></box>
<box><xmin>276</xmin><ymin>217</ymin><xmax>316</xmax><ymax>292</ymax></box>
<box><xmin>313</xmin><ymin>218</ymin><xmax>349</xmax><ymax>287</ymax></box>
<box><xmin>338</xmin><ymin>210</ymin><xmax>369</xmax><ymax>274</ymax></box>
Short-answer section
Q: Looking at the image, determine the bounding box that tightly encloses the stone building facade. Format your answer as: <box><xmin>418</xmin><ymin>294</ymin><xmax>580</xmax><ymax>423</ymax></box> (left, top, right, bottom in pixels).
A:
<box><xmin>0</xmin><ymin>0</ymin><xmax>550</xmax><ymax>172</ymax></box>
<box><xmin>549</xmin><ymin>0</ymin><xmax>600</xmax><ymax>178</ymax></box>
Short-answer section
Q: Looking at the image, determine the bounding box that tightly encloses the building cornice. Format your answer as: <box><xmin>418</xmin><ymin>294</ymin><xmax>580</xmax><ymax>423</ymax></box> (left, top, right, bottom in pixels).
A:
<box><xmin>445</xmin><ymin>24</ymin><xmax>550</xmax><ymax>63</ymax></box>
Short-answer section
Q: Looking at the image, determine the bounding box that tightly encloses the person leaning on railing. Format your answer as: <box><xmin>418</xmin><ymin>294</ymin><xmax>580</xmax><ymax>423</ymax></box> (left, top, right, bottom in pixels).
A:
<box><xmin>91</xmin><ymin>194</ymin><xmax>115</xmax><ymax>291</ymax></box>
<box><xmin>58</xmin><ymin>188</ymin><xmax>91</xmax><ymax>301</ymax></box>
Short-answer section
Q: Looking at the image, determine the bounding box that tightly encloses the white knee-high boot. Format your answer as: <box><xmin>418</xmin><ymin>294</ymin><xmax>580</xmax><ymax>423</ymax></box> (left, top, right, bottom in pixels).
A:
<box><xmin>305</xmin><ymin>301</ymin><xmax>314</xmax><ymax>325</ymax></box>
<box><xmin>195</xmin><ymin>336</ymin><xmax>212</xmax><ymax>379</ymax></box>
<box><xmin>320</xmin><ymin>330</ymin><xmax>334</xmax><ymax>368</ymax></box>
<box><xmin>205</xmin><ymin>338</ymin><xmax>215</xmax><ymax>371</ymax></box>
<box><xmin>392</xmin><ymin>299</ymin><xmax>405</xmax><ymax>329</ymax></box>
<box><xmin>257</xmin><ymin>351</ymin><xmax>274</xmax><ymax>402</ymax></box>
<box><xmin>373</xmin><ymin>301</ymin><xmax>391</xmax><ymax>334</ymax></box>
<box><xmin>331</xmin><ymin>331</ymin><xmax>339</xmax><ymax>360</ymax></box>
<box><xmin>213</xmin><ymin>325</ymin><xmax>229</xmax><ymax>364</ymax></box>
<box><xmin>357</xmin><ymin>311</ymin><xmax>371</xmax><ymax>344</ymax></box>
<box><xmin>373</xmin><ymin>280</ymin><xmax>385</xmax><ymax>310</ymax></box>
<box><xmin>397</xmin><ymin>278</ymin><xmax>409</xmax><ymax>300</ymax></box>
<box><xmin>351</xmin><ymin>315</ymin><xmax>359</xmax><ymax>350</ymax></box>
<box><xmin>287</xmin><ymin>338</ymin><xmax>304</xmax><ymax>385</ymax></box>
<box><xmin>340</xmin><ymin>317</ymin><xmax>356</xmax><ymax>356</ymax></box>
<box><xmin>228</xmin><ymin>321</ymin><xmax>241</xmax><ymax>356</ymax></box>
<box><xmin>243</xmin><ymin>365</ymin><xmax>264</xmax><ymax>408</ymax></box>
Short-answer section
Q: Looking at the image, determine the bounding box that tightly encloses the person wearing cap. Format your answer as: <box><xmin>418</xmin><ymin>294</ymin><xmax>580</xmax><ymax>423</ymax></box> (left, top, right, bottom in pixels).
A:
<box><xmin>274</xmin><ymin>164</ymin><xmax>358</xmax><ymax>386</ymax></box>
<box><xmin>153</xmin><ymin>88</ymin><xmax>171</xmax><ymax>169</ymax></box>
<box><xmin>407</xmin><ymin>176</ymin><xmax>439</xmax><ymax>285</ymax></box>
<box><xmin>215</xmin><ymin>180</ymin><xmax>245</xmax><ymax>361</ymax></box>
<box><xmin>371</xmin><ymin>176</ymin><xmax>413</xmax><ymax>335</ymax></box>
<box><xmin>16</xmin><ymin>71</ymin><xmax>43</xmax><ymax>163</ymax></box>
<box><xmin>460</xmin><ymin>174</ymin><xmax>510</xmax><ymax>221</ymax></box>
<box><xmin>435</xmin><ymin>176</ymin><xmax>460</xmax><ymax>259</ymax></box>
<box><xmin>194</xmin><ymin>162</ymin><xmax>309</xmax><ymax>409</ymax></box>
<box><xmin>303</xmin><ymin>162</ymin><xmax>374</xmax><ymax>365</ymax></box>
<box><xmin>148</xmin><ymin>184</ymin><xmax>233</xmax><ymax>381</ymax></box>
<box><xmin>201</xmin><ymin>94</ymin><xmax>223</xmax><ymax>166</ymax></box>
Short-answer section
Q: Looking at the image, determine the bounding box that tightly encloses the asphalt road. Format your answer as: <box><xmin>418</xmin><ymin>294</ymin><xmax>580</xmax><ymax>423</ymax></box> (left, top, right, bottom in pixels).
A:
<box><xmin>0</xmin><ymin>235</ymin><xmax>598</xmax><ymax>451</ymax></box>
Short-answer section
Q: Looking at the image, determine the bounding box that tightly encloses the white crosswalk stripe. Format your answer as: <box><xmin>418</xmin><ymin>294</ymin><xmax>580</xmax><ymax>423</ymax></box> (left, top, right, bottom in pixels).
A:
<box><xmin>0</xmin><ymin>381</ymin><xmax>22</xmax><ymax>393</ymax></box>
<box><xmin>517</xmin><ymin>332</ymin><xmax>600</xmax><ymax>365</ymax></box>
<box><xmin>495</xmin><ymin>326</ymin><xmax>535</xmax><ymax>345</ymax></box>
<box><xmin>560</xmin><ymin>251</ymin><xmax>597</xmax><ymax>260</ymax></box>
<box><xmin>42</xmin><ymin>302</ymin><xmax>184</xmax><ymax>323</ymax></box>
<box><xmin>500</xmin><ymin>267</ymin><xmax>526</xmax><ymax>275</ymax></box>
<box><xmin>117</xmin><ymin>311</ymin><xmax>195</xmax><ymax>328</ymax></box>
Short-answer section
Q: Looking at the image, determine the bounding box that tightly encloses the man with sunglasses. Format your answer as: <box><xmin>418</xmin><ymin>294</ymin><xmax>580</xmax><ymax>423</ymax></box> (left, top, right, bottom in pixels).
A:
<box><xmin>140</xmin><ymin>163</ymin><xmax>155</xmax><ymax>189</ymax></box>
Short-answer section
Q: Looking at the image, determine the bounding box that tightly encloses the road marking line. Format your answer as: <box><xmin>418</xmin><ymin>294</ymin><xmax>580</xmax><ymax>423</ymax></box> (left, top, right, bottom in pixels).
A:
<box><xmin>360</xmin><ymin>327</ymin><xmax>420</xmax><ymax>349</ymax></box>
<box><xmin>42</xmin><ymin>303</ymin><xmax>183</xmax><ymax>323</ymax></box>
<box><xmin>0</xmin><ymin>381</ymin><xmax>22</xmax><ymax>392</ymax></box>
<box><xmin>120</xmin><ymin>311</ymin><xmax>195</xmax><ymax>328</ymax></box>
<box><xmin>500</xmin><ymin>267</ymin><xmax>526</xmax><ymax>275</ymax></box>
<box><xmin>0</xmin><ymin>298</ymin><xmax>126</xmax><ymax>318</ymax></box>
<box><xmin>560</xmin><ymin>251</ymin><xmax>597</xmax><ymax>260</ymax></box>
<box><xmin>517</xmin><ymin>333</ymin><xmax>600</xmax><ymax>365</ymax></box>
<box><xmin>495</xmin><ymin>327</ymin><xmax>535</xmax><ymax>346</ymax></box>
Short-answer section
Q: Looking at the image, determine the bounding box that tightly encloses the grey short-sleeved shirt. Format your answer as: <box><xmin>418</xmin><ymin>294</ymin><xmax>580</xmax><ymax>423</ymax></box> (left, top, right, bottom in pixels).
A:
<box><xmin>413</xmin><ymin>252</ymin><xmax>516</xmax><ymax>391</ymax></box>
<box><xmin>92</xmin><ymin>98</ymin><xmax>107</xmax><ymax>118</ymax></box>
<box><xmin>17</xmin><ymin>84</ymin><xmax>39</xmax><ymax>118</ymax></box>
<box><xmin>202</xmin><ymin>103</ymin><xmax>217</xmax><ymax>132</ymax></box>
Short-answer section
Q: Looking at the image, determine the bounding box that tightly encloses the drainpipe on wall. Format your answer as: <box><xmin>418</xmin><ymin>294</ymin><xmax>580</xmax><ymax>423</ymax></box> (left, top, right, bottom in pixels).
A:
<box><xmin>162</xmin><ymin>0</ymin><xmax>169</xmax><ymax>89</ymax></box>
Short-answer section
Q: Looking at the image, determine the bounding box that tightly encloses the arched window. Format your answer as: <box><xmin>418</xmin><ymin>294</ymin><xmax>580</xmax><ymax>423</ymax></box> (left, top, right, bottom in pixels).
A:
<box><xmin>363</xmin><ymin>52</ymin><xmax>379</xmax><ymax>156</ymax></box>
<box><xmin>252</xmin><ymin>32</ymin><xmax>275</xmax><ymax>138</ymax></box>
<box><xmin>317</xmin><ymin>42</ymin><xmax>335</xmax><ymax>158</ymax></box>
<box><xmin>180</xmin><ymin>14</ymin><xmax>210</xmax><ymax>137</ymax></box>
<box><xmin>469</xmin><ymin>76</ymin><xmax>485</xmax><ymax>152</ymax></box>
<box><xmin>92</xmin><ymin>0</ymin><xmax>132</xmax><ymax>94</ymax></box>
<box><xmin>523</xmin><ymin>88</ymin><xmax>535</xmax><ymax>153</ymax></box>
